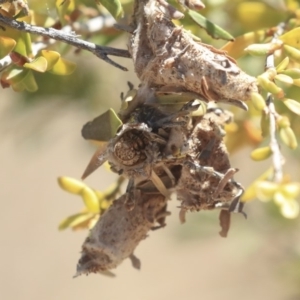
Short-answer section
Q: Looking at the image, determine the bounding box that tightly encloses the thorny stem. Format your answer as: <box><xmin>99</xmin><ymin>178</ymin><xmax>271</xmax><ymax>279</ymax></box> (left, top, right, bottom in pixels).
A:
<box><xmin>264</xmin><ymin>22</ymin><xmax>286</xmax><ymax>183</ymax></box>
<box><xmin>0</xmin><ymin>14</ymin><xmax>131</xmax><ymax>70</ymax></box>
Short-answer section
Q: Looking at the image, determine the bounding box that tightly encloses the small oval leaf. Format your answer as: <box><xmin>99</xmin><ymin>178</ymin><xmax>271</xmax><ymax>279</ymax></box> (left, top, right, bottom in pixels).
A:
<box><xmin>251</xmin><ymin>92</ymin><xmax>266</xmax><ymax>111</ymax></box>
<box><xmin>275</xmin><ymin>74</ymin><xmax>293</xmax><ymax>85</ymax></box>
<box><xmin>58</xmin><ymin>212</ymin><xmax>94</xmax><ymax>230</ymax></box>
<box><xmin>280</xmin><ymin>183</ymin><xmax>300</xmax><ymax>199</ymax></box>
<box><xmin>257</xmin><ymin>75</ymin><xmax>284</xmax><ymax>98</ymax></box>
<box><xmin>80</xmin><ymin>187</ymin><xmax>100</xmax><ymax>213</ymax></box>
<box><xmin>255</xmin><ymin>181</ymin><xmax>279</xmax><ymax>202</ymax></box>
<box><xmin>280</xmin><ymin>199</ymin><xmax>299</xmax><ymax>219</ymax></box>
<box><xmin>57</xmin><ymin>176</ymin><xmax>85</xmax><ymax>194</ymax></box>
<box><xmin>283</xmin><ymin>98</ymin><xmax>300</xmax><ymax>115</ymax></box>
<box><xmin>250</xmin><ymin>146</ymin><xmax>272</xmax><ymax>161</ymax></box>
<box><xmin>245</xmin><ymin>42</ymin><xmax>282</xmax><ymax>56</ymax></box>
<box><xmin>280</xmin><ymin>68</ymin><xmax>300</xmax><ymax>79</ymax></box>
<box><xmin>276</xmin><ymin>57</ymin><xmax>289</xmax><ymax>72</ymax></box>
<box><xmin>283</xmin><ymin>44</ymin><xmax>300</xmax><ymax>64</ymax></box>
<box><xmin>279</xmin><ymin>126</ymin><xmax>298</xmax><ymax>149</ymax></box>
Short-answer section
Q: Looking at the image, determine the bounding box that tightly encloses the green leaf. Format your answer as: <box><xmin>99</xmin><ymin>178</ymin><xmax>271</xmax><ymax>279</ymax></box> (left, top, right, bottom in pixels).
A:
<box><xmin>81</xmin><ymin>108</ymin><xmax>123</xmax><ymax>142</ymax></box>
<box><xmin>283</xmin><ymin>44</ymin><xmax>300</xmax><ymax>64</ymax></box>
<box><xmin>280</xmin><ymin>68</ymin><xmax>300</xmax><ymax>79</ymax></box>
<box><xmin>251</xmin><ymin>92</ymin><xmax>266</xmax><ymax>111</ymax></box>
<box><xmin>49</xmin><ymin>57</ymin><xmax>76</xmax><ymax>75</ymax></box>
<box><xmin>250</xmin><ymin>146</ymin><xmax>272</xmax><ymax>161</ymax></box>
<box><xmin>255</xmin><ymin>181</ymin><xmax>278</xmax><ymax>202</ymax></box>
<box><xmin>55</xmin><ymin>0</ymin><xmax>76</xmax><ymax>25</ymax></box>
<box><xmin>80</xmin><ymin>187</ymin><xmax>100</xmax><ymax>213</ymax></box>
<box><xmin>40</xmin><ymin>50</ymin><xmax>60</xmax><ymax>70</ymax></box>
<box><xmin>276</xmin><ymin>57</ymin><xmax>289</xmax><ymax>72</ymax></box>
<box><xmin>279</xmin><ymin>126</ymin><xmax>298</xmax><ymax>149</ymax></box>
<box><xmin>11</xmin><ymin>81</ymin><xmax>26</xmax><ymax>92</ymax></box>
<box><xmin>24</xmin><ymin>56</ymin><xmax>48</xmax><ymax>72</ymax></box>
<box><xmin>280</xmin><ymin>27</ymin><xmax>300</xmax><ymax>50</ymax></box>
<box><xmin>245</xmin><ymin>42</ymin><xmax>282</xmax><ymax>56</ymax></box>
<box><xmin>187</xmin><ymin>10</ymin><xmax>234</xmax><ymax>41</ymax></box>
<box><xmin>0</xmin><ymin>26</ymin><xmax>31</xmax><ymax>57</ymax></box>
<box><xmin>280</xmin><ymin>199</ymin><xmax>299</xmax><ymax>219</ymax></box>
<box><xmin>58</xmin><ymin>212</ymin><xmax>95</xmax><ymax>230</ymax></box>
<box><xmin>57</xmin><ymin>176</ymin><xmax>85</xmax><ymax>194</ymax></box>
<box><xmin>0</xmin><ymin>36</ymin><xmax>16</xmax><ymax>59</ymax></box>
<box><xmin>275</xmin><ymin>74</ymin><xmax>294</xmax><ymax>85</ymax></box>
<box><xmin>242</xmin><ymin>168</ymin><xmax>273</xmax><ymax>202</ymax></box>
<box><xmin>3</xmin><ymin>66</ymin><xmax>25</xmax><ymax>82</ymax></box>
<box><xmin>280</xmin><ymin>183</ymin><xmax>300</xmax><ymax>199</ymax></box>
<box><xmin>283</xmin><ymin>98</ymin><xmax>300</xmax><ymax>115</ymax></box>
<box><xmin>21</xmin><ymin>70</ymin><xmax>38</xmax><ymax>92</ymax></box>
<box><xmin>98</xmin><ymin>0</ymin><xmax>123</xmax><ymax>20</ymax></box>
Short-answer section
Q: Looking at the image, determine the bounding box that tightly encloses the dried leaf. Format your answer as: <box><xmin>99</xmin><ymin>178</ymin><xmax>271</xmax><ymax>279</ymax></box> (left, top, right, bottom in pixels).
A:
<box><xmin>221</xmin><ymin>30</ymin><xmax>266</xmax><ymax>59</ymax></box>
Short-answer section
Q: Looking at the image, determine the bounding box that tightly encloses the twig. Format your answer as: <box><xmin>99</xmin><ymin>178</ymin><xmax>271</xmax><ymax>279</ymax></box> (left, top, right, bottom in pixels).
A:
<box><xmin>0</xmin><ymin>14</ymin><xmax>131</xmax><ymax>70</ymax></box>
<box><xmin>265</xmin><ymin>23</ymin><xmax>285</xmax><ymax>183</ymax></box>
<box><xmin>266</xmin><ymin>95</ymin><xmax>283</xmax><ymax>182</ymax></box>
<box><xmin>0</xmin><ymin>15</ymin><xmax>118</xmax><ymax>72</ymax></box>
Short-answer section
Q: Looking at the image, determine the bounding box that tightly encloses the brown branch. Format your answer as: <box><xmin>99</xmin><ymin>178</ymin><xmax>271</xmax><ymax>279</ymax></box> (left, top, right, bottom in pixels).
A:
<box><xmin>0</xmin><ymin>14</ymin><xmax>131</xmax><ymax>71</ymax></box>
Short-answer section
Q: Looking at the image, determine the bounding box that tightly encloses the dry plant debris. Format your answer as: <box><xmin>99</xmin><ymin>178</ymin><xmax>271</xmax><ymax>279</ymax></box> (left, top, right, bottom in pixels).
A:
<box><xmin>75</xmin><ymin>0</ymin><xmax>257</xmax><ymax>276</ymax></box>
